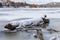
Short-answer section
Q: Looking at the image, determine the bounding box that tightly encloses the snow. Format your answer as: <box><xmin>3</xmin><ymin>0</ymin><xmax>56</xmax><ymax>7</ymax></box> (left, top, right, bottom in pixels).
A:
<box><xmin>10</xmin><ymin>0</ymin><xmax>53</xmax><ymax>4</ymax></box>
<box><xmin>1</xmin><ymin>0</ymin><xmax>60</xmax><ymax>5</ymax></box>
<box><xmin>0</xmin><ymin>8</ymin><xmax>60</xmax><ymax>22</ymax></box>
<box><xmin>48</xmin><ymin>33</ymin><xmax>60</xmax><ymax>40</ymax></box>
<box><xmin>10</xmin><ymin>0</ymin><xmax>25</xmax><ymax>2</ymax></box>
<box><xmin>0</xmin><ymin>8</ymin><xmax>60</xmax><ymax>27</ymax></box>
<box><xmin>0</xmin><ymin>8</ymin><xmax>60</xmax><ymax>40</ymax></box>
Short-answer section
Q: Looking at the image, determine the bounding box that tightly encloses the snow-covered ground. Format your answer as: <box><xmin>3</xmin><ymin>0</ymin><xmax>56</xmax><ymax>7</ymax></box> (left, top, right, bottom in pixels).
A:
<box><xmin>0</xmin><ymin>8</ymin><xmax>60</xmax><ymax>21</ymax></box>
<box><xmin>0</xmin><ymin>8</ymin><xmax>60</xmax><ymax>40</ymax></box>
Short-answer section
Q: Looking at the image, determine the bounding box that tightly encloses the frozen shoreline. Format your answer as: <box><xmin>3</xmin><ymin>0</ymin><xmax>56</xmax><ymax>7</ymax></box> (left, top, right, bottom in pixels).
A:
<box><xmin>0</xmin><ymin>8</ymin><xmax>60</xmax><ymax>21</ymax></box>
<box><xmin>0</xmin><ymin>8</ymin><xmax>60</xmax><ymax>40</ymax></box>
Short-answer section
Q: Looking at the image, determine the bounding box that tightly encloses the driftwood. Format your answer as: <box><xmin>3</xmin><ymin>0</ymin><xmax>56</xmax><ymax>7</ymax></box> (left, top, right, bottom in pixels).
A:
<box><xmin>42</xmin><ymin>18</ymin><xmax>50</xmax><ymax>24</ymax></box>
<box><xmin>4</xmin><ymin>23</ymin><xmax>19</xmax><ymax>30</ymax></box>
<box><xmin>47</xmin><ymin>29</ymin><xmax>59</xmax><ymax>33</ymax></box>
<box><xmin>24</xmin><ymin>27</ymin><xmax>44</xmax><ymax>40</ymax></box>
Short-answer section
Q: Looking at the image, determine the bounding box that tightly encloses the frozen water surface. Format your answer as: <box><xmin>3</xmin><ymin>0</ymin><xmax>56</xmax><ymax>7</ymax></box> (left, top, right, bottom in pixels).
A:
<box><xmin>0</xmin><ymin>8</ymin><xmax>60</xmax><ymax>40</ymax></box>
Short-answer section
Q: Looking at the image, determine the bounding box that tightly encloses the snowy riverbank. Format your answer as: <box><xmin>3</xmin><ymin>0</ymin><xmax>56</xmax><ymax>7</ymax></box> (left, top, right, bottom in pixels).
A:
<box><xmin>0</xmin><ymin>8</ymin><xmax>60</xmax><ymax>21</ymax></box>
<box><xmin>0</xmin><ymin>8</ymin><xmax>60</xmax><ymax>40</ymax></box>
